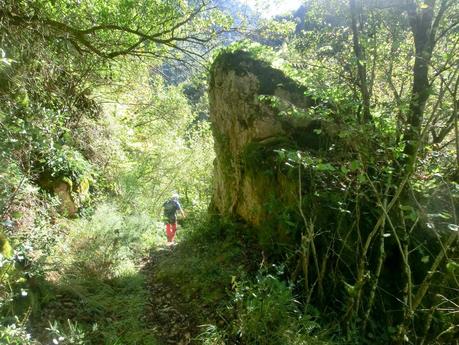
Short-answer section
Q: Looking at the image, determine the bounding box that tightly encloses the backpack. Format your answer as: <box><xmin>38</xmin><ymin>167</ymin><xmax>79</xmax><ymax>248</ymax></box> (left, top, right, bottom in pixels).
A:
<box><xmin>163</xmin><ymin>199</ymin><xmax>177</xmax><ymax>218</ymax></box>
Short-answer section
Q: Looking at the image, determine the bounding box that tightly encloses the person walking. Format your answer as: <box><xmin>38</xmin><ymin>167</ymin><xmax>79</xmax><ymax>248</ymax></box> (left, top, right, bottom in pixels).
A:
<box><xmin>162</xmin><ymin>192</ymin><xmax>185</xmax><ymax>244</ymax></box>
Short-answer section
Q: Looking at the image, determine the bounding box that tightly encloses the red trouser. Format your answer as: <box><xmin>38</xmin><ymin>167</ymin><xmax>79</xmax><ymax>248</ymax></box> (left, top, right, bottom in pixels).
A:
<box><xmin>166</xmin><ymin>223</ymin><xmax>177</xmax><ymax>242</ymax></box>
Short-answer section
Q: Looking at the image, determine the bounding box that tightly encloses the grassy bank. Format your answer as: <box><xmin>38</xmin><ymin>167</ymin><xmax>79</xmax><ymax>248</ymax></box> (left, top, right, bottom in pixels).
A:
<box><xmin>1</xmin><ymin>203</ymin><xmax>161</xmax><ymax>345</ymax></box>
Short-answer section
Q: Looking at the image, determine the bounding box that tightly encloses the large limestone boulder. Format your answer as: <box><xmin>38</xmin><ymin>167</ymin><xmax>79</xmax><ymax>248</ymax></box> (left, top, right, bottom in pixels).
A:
<box><xmin>209</xmin><ymin>50</ymin><xmax>336</xmax><ymax>239</ymax></box>
<box><xmin>208</xmin><ymin>50</ymin><xmax>459</xmax><ymax>336</ymax></box>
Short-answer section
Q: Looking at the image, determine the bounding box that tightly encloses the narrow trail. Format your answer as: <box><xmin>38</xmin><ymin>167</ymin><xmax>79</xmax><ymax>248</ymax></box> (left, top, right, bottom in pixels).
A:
<box><xmin>143</xmin><ymin>245</ymin><xmax>201</xmax><ymax>345</ymax></box>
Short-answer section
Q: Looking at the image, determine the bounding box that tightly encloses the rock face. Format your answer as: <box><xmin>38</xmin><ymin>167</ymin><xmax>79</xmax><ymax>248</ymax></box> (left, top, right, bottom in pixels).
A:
<box><xmin>38</xmin><ymin>174</ymin><xmax>79</xmax><ymax>217</ymax></box>
<box><xmin>209</xmin><ymin>50</ymin><xmax>335</xmax><ymax>245</ymax></box>
<box><xmin>208</xmin><ymin>50</ymin><xmax>459</xmax><ymax>337</ymax></box>
<box><xmin>53</xmin><ymin>181</ymin><xmax>78</xmax><ymax>217</ymax></box>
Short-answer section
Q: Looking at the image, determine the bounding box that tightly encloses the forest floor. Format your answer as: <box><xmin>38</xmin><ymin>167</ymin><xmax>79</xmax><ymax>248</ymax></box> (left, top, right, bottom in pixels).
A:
<box><xmin>143</xmin><ymin>244</ymin><xmax>200</xmax><ymax>345</ymax></box>
<box><xmin>32</xmin><ymin>243</ymin><xmax>201</xmax><ymax>345</ymax></box>
<box><xmin>28</xmin><ymin>220</ymin><xmax>253</xmax><ymax>344</ymax></box>
<box><xmin>142</xmin><ymin>222</ymin><xmax>257</xmax><ymax>345</ymax></box>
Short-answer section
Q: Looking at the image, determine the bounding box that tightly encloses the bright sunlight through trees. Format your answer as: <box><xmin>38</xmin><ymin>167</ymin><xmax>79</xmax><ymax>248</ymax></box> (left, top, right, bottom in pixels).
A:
<box><xmin>243</xmin><ymin>0</ymin><xmax>304</xmax><ymax>17</ymax></box>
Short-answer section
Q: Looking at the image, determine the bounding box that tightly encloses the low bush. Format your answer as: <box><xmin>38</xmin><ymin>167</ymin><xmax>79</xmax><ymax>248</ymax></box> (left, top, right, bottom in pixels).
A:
<box><xmin>51</xmin><ymin>203</ymin><xmax>158</xmax><ymax>278</ymax></box>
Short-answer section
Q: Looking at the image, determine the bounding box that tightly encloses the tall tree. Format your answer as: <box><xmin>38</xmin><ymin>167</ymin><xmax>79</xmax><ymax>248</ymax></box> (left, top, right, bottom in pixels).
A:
<box><xmin>403</xmin><ymin>0</ymin><xmax>452</xmax><ymax>171</ymax></box>
<box><xmin>349</xmin><ymin>0</ymin><xmax>372</xmax><ymax>123</ymax></box>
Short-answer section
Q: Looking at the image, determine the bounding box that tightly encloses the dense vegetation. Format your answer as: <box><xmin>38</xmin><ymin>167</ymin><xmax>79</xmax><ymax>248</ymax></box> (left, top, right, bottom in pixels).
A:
<box><xmin>1</xmin><ymin>0</ymin><xmax>458</xmax><ymax>344</ymax></box>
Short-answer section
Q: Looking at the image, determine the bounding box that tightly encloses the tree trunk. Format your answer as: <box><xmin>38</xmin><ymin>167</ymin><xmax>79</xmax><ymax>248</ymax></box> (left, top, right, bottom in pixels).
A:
<box><xmin>403</xmin><ymin>0</ymin><xmax>436</xmax><ymax>171</ymax></box>
<box><xmin>349</xmin><ymin>0</ymin><xmax>372</xmax><ymax>123</ymax></box>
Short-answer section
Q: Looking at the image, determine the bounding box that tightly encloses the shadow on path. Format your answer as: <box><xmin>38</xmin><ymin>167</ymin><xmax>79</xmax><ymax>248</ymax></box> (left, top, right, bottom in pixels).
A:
<box><xmin>142</xmin><ymin>244</ymin><xmax>198</xmax><ymax>345</ymax></box>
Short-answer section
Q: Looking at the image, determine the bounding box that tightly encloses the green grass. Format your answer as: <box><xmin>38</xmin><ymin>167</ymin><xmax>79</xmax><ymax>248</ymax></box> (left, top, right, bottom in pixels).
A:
<box><xmin>153</xmin><ymin>219</ymin><xmax>337</xmax><ymax>345</ymax></box>
<box><xmin>27</xmin><ymin>203</ymin><xmax>160</xmax><ymax>345</ymax></box>
<box><xmin>42</xmin><ymin>271</ymin><xmax>157</xmax><ymax>345</ymax></box>
<box><xmin>3</xmin><ymin>204</ymin><xmax>341</xmax><ymax>345</ymax></box>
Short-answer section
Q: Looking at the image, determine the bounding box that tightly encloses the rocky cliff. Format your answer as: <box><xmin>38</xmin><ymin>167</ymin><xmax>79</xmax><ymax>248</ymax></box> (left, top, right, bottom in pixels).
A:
<box><xmin>208</xmin><ymin>50</ymin><xmax>338</xmax><ymax>246</ymax></box>
<box><xmin>208</xmin><ymin>49</ymin><xmax>458</xmax><ymax>339</ymax></box>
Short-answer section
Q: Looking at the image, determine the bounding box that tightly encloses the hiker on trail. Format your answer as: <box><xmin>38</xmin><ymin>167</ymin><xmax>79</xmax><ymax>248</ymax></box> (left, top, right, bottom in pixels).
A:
<box><xmin>162</xmin><ymin>193</ymin><xmax>185</xmax><ymax>244</ymax></box>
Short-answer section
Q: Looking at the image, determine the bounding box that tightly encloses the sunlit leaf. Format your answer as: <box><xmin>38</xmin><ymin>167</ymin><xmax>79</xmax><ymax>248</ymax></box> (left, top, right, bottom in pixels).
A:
<box><xmin>447</xmin><ymin>224</ymin><xmax>459</xmax><ymax>231</ymax></box>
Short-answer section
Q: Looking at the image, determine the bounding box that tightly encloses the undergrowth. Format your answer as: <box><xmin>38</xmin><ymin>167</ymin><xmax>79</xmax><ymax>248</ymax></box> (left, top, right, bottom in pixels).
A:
<box><xmin>153</xmin><ymin>218</ymin><xmax>338</xmax><ymax>345</ymax></box>
<box><xmin>1</xmin><ymin>202</ymin><xmax>161</xmax><ymax>345</ymax></box>
<box><xmin>41</xmin><ymin>272</ymin><xmax>156</xmax><ymax>345</ymax></box>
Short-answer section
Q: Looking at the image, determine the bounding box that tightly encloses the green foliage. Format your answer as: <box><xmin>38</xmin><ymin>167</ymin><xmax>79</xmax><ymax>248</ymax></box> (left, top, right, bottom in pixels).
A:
<box><xmin>0</xmin><ymin>6</ymin><xmax>104</xmax><ymax>217</ymax></box>
<box><xmin>45</xmin><ymin>273</ymin><xmax>157</xmax><ymax>345</ymax></box>
<box><xmin>216</xmin><ymin>40</ymin><xmax>278</xmax><ymax>64</ymax></box>
<box><xmin>25</xmin><ymin>203</ymin><xmax>160</xmax><ymax>344</ymax></box>
<box><xmin>0</xmin><ymin>162</ymin><xmax>25</xmax><ymax>214</ymax></box>
<box><xmin>152</xmin><ymin>217</ymin><xmax>336</xmax><ymax>345</ymax></box>
<box><xmin>1</xmin><ymin>199</ymin><xmax>53</xmax><ymax>324</ymax></box>
<box><xmin>231</xmin><ymin>273</ymin><xmax>325</xmax><ymax>345</ymax></box>
<box><xmin>1</xmin><ymin>0</ymin><xmax>216</xmax><ymax>338</ymax></box>
<box><xmin>53</xmin><ymin>203</ymin><xmax>156</xmax><ymax>278</ymax></box>
<box><xmin>46</xmin><ymin>320</ymin><xmax>86</xmax><ymax>345</ymax></box>
<box><xmin>1</xmin><ymin>0</ymin><xmax>458</xmax><ymax>343</ymax></box>
<box><xmin>45</xmin><ymin>145</ymin><xmax>94</xmax><ymax>183</ymax></box>
<box><xmin>1</xmin><ymin>196</ymin><xmax>161</xmax><ymax>344</ymax></box>
<box><xmin>109</xmin><ymin>69</ymin><xmax>215</xmax><ymax>217</ymax></box>
<box><xmin>0</xmin><ymin>321</ymin><xmax>36</xmax><ymax>345</ymax></box>
<box><xmin>155</xmin><ymin>220</ymin><xmax>243</xmax><ymax>305</ymax></box>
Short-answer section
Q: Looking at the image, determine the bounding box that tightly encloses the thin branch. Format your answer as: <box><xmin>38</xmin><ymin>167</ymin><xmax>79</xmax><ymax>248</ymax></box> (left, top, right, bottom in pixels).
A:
<box><xmin>0</xmin><ymin>2</ymin><xmax>215</xmax><ymax>61</ymax></box>
<box><xmin>430</xmin><ymin>0</ymin><xmax>450</xmax><ymax>44</ymax></box>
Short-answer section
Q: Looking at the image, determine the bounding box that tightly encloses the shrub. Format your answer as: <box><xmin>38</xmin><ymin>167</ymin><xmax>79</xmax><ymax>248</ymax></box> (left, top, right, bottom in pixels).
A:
<box><xmin>232</xmin><ymin>273</ymin><xmax>324</xmax><ymax>345</ymax></box>
<box><xmin>53</xmin><ymin>203</ymin><xmax>158</xmax><ymax>279</ymax></box>
<box><xmin>0</xmin><ymin>321</ymin><xmax>36</xmax><ymax>345</ymax></box>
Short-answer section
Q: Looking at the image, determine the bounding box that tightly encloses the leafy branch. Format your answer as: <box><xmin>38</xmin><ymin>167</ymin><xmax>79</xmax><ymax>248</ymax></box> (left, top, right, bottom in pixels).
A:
<box><xmin>0</xmin><ymin>0</ymin><xmax>221</xmax><ymax>60</ymax></box>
